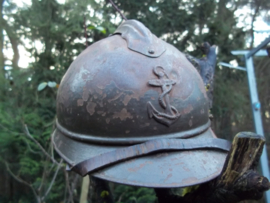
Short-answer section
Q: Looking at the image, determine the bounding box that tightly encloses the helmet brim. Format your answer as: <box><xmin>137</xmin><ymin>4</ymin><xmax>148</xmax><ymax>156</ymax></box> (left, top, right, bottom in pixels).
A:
<box><xmin>52</xmin><ymin>128</ymin><xmax>227</xmax><ymax>188</ymax></box>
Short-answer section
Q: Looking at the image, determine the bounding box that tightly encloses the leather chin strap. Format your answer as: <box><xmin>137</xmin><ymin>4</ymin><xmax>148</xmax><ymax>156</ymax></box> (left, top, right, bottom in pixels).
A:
<box><xmin>70</xmin><ymin>138</ymin><xmax>231</xmax><ymax>176</ymax></box>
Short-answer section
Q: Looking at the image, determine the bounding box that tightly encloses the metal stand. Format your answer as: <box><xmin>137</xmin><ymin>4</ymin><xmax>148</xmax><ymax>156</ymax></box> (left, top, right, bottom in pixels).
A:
<box><xmin>245</xmin><ymin>54</ymin><xmax>270</xmax><ymax>203</ymax></box>
<box><xmin>219</xmin><ymin>35</ymin><xmax>270</xmax><ymax>203</ymax></box>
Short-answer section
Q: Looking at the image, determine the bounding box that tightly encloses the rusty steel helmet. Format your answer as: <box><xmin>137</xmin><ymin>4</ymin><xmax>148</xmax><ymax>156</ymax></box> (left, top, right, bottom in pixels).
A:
<box><xmin>52</xmin><ymin>20</ymin><xmax>230</xmax><ymax>188</ymax></box>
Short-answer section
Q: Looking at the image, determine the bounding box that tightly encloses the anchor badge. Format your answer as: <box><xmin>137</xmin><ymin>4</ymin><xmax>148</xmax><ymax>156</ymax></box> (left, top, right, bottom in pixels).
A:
<box><xmin>147</xmin><ymin>66</ymin><xmax>181</xmax><ymax>126</ymax></box>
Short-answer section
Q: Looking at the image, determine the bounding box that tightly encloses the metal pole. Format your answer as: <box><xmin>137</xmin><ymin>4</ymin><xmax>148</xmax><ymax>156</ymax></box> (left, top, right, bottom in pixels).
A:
<box><xmin>245</xmin><ymin>54</ymin><xmax>270</xmax><ymax>202</ymax></box>
<box><xmin>246</xmin><ymin>36</ymin><xmax>270</xmax><ymax>58</ymax></box>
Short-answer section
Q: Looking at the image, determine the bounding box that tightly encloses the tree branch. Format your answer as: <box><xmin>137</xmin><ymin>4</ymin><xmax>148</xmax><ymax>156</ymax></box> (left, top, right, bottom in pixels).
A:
<box><xmin>64</xmin><ymin>168</ymin><xmax>74</xmax><ymax>203</ymax></box>
<box><xmin>108</xmin><ymin>0</ymin><xmax>127</xmax><ymax>21</ymax></box>
<box><xmin>4</xmin><ymin>160</ymin><xmax>41</xmax><ymax>203</ymax></box>
<box><xmin>22</xmin><ymin>137</ymin><xmax>42</xmax><ymax>155</ymax></box>
<box><xmin>2</xmin><ymin>18</ymin><xmax>19</xmax><ymax>69</ymax></box>
<box><xmin>249</xmin><ymin>2</ymin><xmax>261</xmax><ymax>48</ymax></box>
<box><xmin>0</xmin><ymin>0</ymin><xmax>5</xmax><ymax>77</ymax></box>
<box><xmin>24</xmin><ymin>124</ymin><xmax>59</xmax><ymax>165</ymax></box>
<box><xmin>42</xmin><ymin>159</ymin><xmax>63</xmax><ymax>201</ymax></box>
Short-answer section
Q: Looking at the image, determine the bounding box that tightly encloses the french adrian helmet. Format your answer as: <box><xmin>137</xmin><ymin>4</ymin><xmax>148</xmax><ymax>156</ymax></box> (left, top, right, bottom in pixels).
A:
<box><xmin>52</xmin><ymin>20</ymin><xmax>230</xmax><ymax>188</ymax></box>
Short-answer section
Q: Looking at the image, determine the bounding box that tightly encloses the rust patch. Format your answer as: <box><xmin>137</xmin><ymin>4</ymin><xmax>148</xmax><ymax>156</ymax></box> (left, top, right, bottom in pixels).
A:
<box><xmin>164</xmin><ymin>173</ymin><xmax>172</xmax><ymax>182</ymax></box>
<box><xmin>108</xmin><ymin>92</ymin><xmax>123</xmax><ymax>103</ymax></box>
<box><xmin>140</xmin><ymin>123</ymin><xmax>150</xmax><ymax>127</ymax></box>
<box><xmin>86</xmin><ymin>101</ymin><xmax>96</xmax><ymax>115</ymax></box>
<box><xmin>97</xmin><ymin>101</ymin><xmax>103</xmax><ymax>107</ymax></box>
<box><xmin>189</xmin><ymin>119</ymin><xmax>193</xmax><ymax>127</ymax></box>
<box><xmin>77</xmin><ymin>99</ymin><xmax>84</xmax><ymax>106</ymax></box>
<box><xmin>174</xmin><ymin>162</ymin><xmax>185</xmax><ymax>166</ymax></box>
<box><xmin>181</xmin><ymin>177</ymin><xmax>199</xmax><ymax>185</ymax></box>
<box><xmin>82</xmin><ymin>73</ymin><xmax>88</xmax><ymax>80</ymax></box>
<box><xmin>123</xmin><ymin>94</ymin><xmax>133</xmax><ymax>106</ymax></box>
<box><xmin>155</xmin><ymin>152</ymin><xmax>168</xmax><ymax>158</ymax></box>
<box><xmin>203</xmin><ymin>151</ymin><xmax>209</xmax><ymax>157</ymax></box>
<box><xmin>95</xmin><ymin>87</ymin><xmax>103</xmax><ymax>95</ymax></box>
<box><xmin>82</xmin><ymin>87</ymin><xmax>89</xmax><ymax>101</ymax></box>
<box><xmin>128</xmin><ymin>161</ymin><xmax>152</xmax><ymax>172</ymax></box>
<box><xmin>183</xmin><ymin>166</ymin><xmax>189</xmax><ymax>172</ymax></box>
<box><xmin>181</xmin><ymin>104</ymin><xmax>194</xmax><ymax>114</ymax></box>
<box><xmin>102</xmin><ymin>94</ymin><xmax>107</xmax><ymax>99</ymax></box>
<box><xmin>113</xmin><ymin>108</ymin><xmax>133</xmax><ymax>121</ymax></box>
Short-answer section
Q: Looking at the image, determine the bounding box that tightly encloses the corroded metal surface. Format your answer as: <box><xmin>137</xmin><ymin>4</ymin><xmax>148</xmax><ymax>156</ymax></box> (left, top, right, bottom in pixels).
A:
<box><xmin>53</xmin><ymin>128</ymin><xmax>229</xmax><ymax>187</ymax></box>
<box><xmin>114</xmin><ymin>20</ymin><xmax>166</xmax><ymax>57</ymax></box>
<box><xmin>71</xmin><ymin>138</ymin><xmax>231</xmax><ymax>176</ymax></box>
<box><xmin>53</xmin><ymin>19</ymin><xmax>229</xmax><ymax>187</ymax></box>
<box><xmin>56</xmin><ymin>20</ymin><xmax>209</xmax><ymax>144</ymax></box>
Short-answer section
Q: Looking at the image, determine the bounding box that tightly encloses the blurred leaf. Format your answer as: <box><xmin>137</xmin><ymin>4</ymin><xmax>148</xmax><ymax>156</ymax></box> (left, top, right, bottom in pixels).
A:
<box><xmin>37</xmin><ymin>82</ymin><xmax>47</xmax><ymax>91</ymax></box>
<box><xmin>87</xmin><ymin>25</ymin><xmax>95</xmax><ymax>30</ymax></box>
<box><xmin>96</xmin><ymin>26</ymin><xmax>106</xmax><ymax>34</ymax></box>
<box><xmin>47</xmin><ymin>81</ymin><xmax>57</xmax><ymax>88</ymax></box>
<box><xmin>88</xmin><ymin>25</ymin><xmax>106</xmax><ymax>34</ymax></box>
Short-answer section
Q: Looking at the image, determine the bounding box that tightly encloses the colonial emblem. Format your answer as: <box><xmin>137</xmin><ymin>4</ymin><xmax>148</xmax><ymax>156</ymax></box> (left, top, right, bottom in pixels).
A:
<box><xmin>147</xmin><ymin>66</ymin><xmax>181</xmax><ymax>126</ymax></box>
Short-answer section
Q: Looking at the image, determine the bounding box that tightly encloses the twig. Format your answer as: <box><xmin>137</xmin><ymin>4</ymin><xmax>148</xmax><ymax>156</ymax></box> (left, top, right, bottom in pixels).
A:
<box><xmin>84</xmin><ymin>15</ymin><xmax>88</xmax><ymax>47</ymax></box>
<box><xmin>44</xmin><ymin>120</ymin><xmax>55</xmax><ymax>128</ymax></box>
<box><xmin>63</xmin><ymin>177</ymin><xmax>68</xmax><ymax>203</ymax></box>
<box><xmin>24</xmin><ymin>124</ymin><xmax>59</xmax><ymax>165</ymax></box>
<box><xmin>249</xmin><ymin>2</ymin><xmax>261</xmax><ymax>48</ymax></box>
<box><xmin>66</xmin><ymin>174</ymin><xmax>79</xmax><ymax>203</ymax></box>
<box><xmin>117</xmin><ymin>190</ymin><xmax>127</xmax><ymax>203</ymax></box>
<box><xmin>1</xmin><ymin>122</ymin><xmax>41</xmax><ymax>155</ymax></box>
<box><xmin>4</xmin><ymin>160</ymin><xmax>40</xmax><ymax>203</ymax></box>
<box><xmin>4</xmin><ymin>160</ymin><xmax>32</xmax><ymax>187</ymax></box>
<box><xmin>22</xmin><ymin>137</ymin><xmax>41</xmax><ymax>155</ymax></box>
<box><xmin>50</xmin><ymin>139</ymin><xmax>56</xmax><ymax>163</ymax></box>
<box><xmin>70</xmin><ymin>174</ymin><xmax>80</xmax><ymax>202</ymax></box>
<box><xmin>108</xmin><ymin>0</ymin><xmax>127</xmax><ymax>20</ymax></box>
<box><xmin>64</xmin><ymin>168</ymin><xmax>74</xmax><ymax>203</ymax></box>
<box><xmin>38</xmin><ymin>155</ymin><xmax>56</xmax><ymax>192</ymax></box>
<box><xmin>0</xmin><ymin>123</ymin><xmax>24</xmax><ymax>135</ymax></box>
<box><xmin>38</xmin><ymin>162</ymin><xmax>48</xmax><ymax>192</ymax></box>
<box><xmin>42</xmin><ymin>159</ymin><xmax>63</xmax><ymax>201</ymax></box>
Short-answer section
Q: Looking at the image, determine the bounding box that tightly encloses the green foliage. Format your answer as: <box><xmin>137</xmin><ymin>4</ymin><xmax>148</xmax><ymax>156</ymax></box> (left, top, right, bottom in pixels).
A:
<box><xmin>114</xmin><ymin>185</ymin><xmax>157</xmax><ymax>203</ymax></box>
<box><xmin>100</xmin><ymin>190</ymin><xmax>110</xmax><ymax>198</ymax></box>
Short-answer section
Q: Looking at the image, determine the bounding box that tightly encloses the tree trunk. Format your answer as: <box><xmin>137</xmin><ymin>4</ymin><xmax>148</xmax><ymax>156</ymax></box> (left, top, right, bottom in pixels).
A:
<box><xmin>0</xmin><ymin>0</ymin><xmax>5</xmax><ymax>77</ymax></box>
<box><xmin>3</xmin><ymin>19</ymin><xmax>19</xmax><ymax>69</ymax></box>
